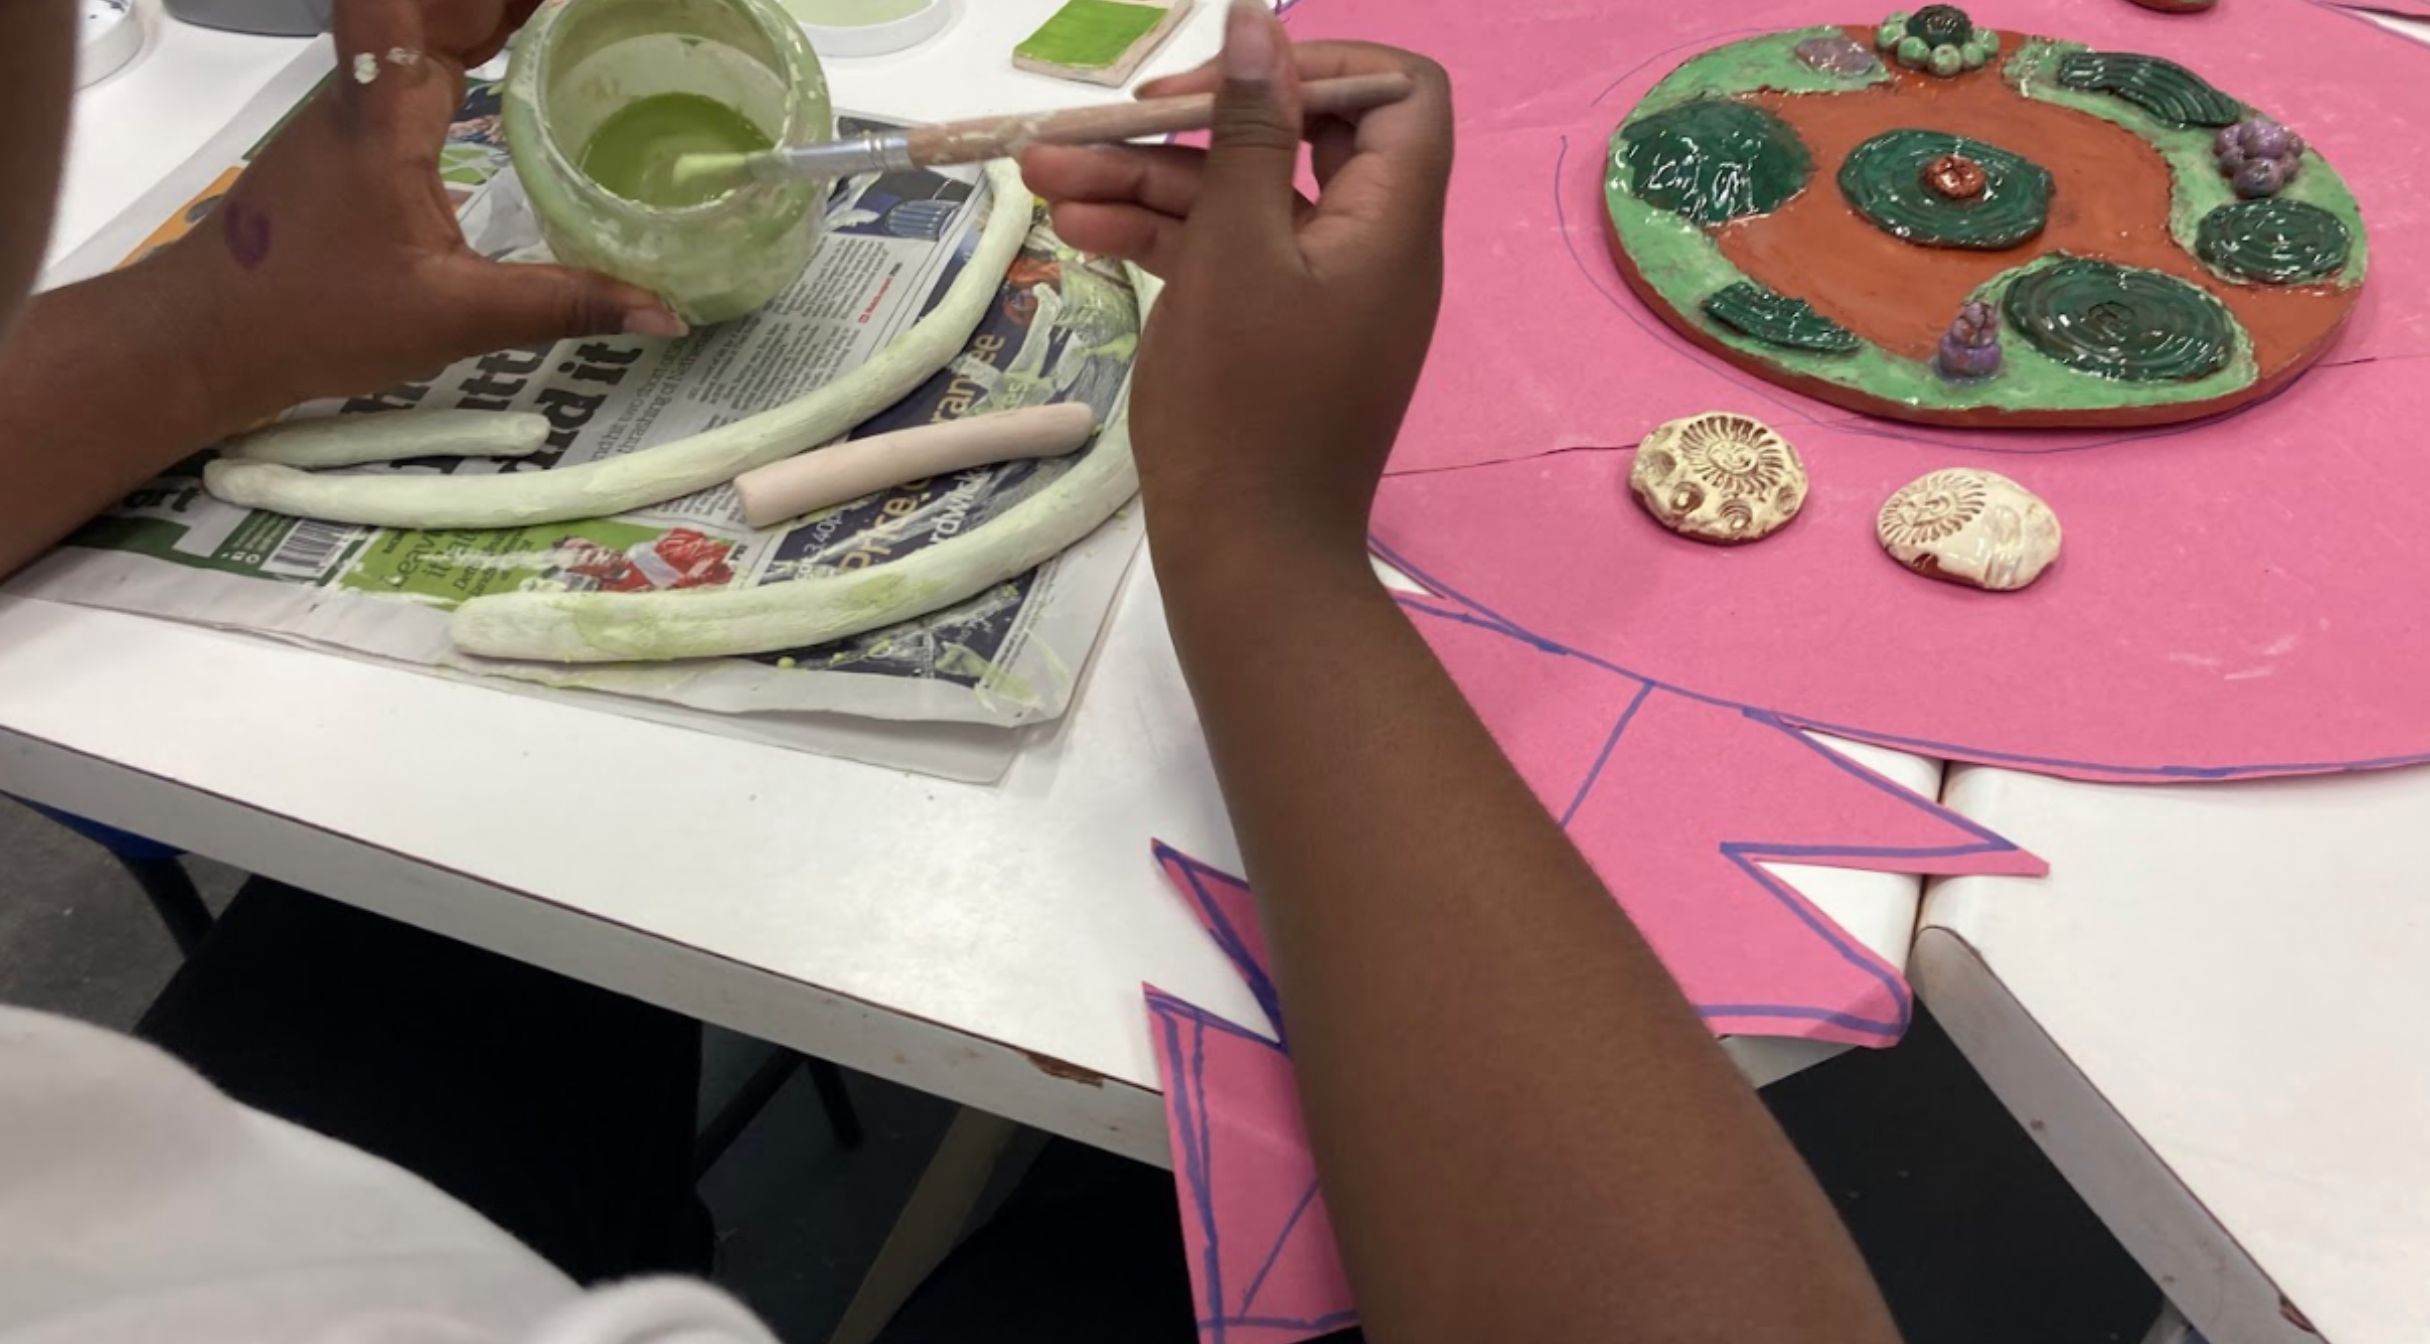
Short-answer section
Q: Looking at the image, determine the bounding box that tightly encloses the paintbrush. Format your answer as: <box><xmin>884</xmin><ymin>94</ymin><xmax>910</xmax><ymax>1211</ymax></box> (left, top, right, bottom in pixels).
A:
<box><xmin>670</xmin><ymin>71</ymin><xmax>1416</xmax><ymax>192</ymax></box>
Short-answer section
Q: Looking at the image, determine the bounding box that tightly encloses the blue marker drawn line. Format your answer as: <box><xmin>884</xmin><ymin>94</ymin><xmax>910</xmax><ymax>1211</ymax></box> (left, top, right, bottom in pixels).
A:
<box><xmin>1696</xmin><ymin>1001</ymin><xmax>1906</xmax><ymax>1034</ymax></box>
<box><xmin>1718</xmin><ymin>847</ymin><xmax>1912</xmax><ymax>1038</ymax></box>
<box><xmin>1200</xmin><ymin>1312</ymin><xmax>1366</xmax><ymax>1335</ymax></box>
<box><xmin>1239</xmin><ymin>1178</ymin><xmax>1324</xmax><ymax>1313</ymax></box>
<box><xmin>1149</xmin><ymin>991</ymin><xmax>1228</xmax><ymax>1344</ymax></box>
<box><xmin>1743</xmin><ymin>710</ymin><xmax>2020</xmax><ymax>851</ymax></box>
<box><xmin>1374</xmin><ymin>533</ymin><xmax>2430</xmax><ymax>781</ymax></box>
<box><xmin>1391</xmin><ymin>566</ymin><xmax>2062</xmax><ymax>1045</ymax></box>
<box><xmin>1558</xmin><ymin>680</ymin><xmax>1655</xmax><ymax>828</ymax></box>
<box><xmin>1156</xmin><ymin>842</ymin><xmax>1290</xmax><ymax>1047</ymax></box>
<box><xmin>1153</xmin><ymin>990</ymin><xmax>1363</xmax><ymax>1337</ymax></box>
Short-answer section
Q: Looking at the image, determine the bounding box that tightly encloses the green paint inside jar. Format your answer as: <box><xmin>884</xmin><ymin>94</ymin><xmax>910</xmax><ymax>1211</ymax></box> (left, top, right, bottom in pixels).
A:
<box><xmin>579</xmin><ymin>92</ymin><xmax>774</xmax><ymax>209</ymax></box>
<box><xmin>503</xmin><ymin>0</ymin><xmax>833</xmax><ymax>325</ymax></box>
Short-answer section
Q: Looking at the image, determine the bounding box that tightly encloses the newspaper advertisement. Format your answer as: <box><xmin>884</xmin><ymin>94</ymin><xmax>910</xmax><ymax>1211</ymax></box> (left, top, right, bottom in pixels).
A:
<box><xmin>12</xmin><ymin>45</ymin><xmax>1147</xmax><ymax>777</ymax></box>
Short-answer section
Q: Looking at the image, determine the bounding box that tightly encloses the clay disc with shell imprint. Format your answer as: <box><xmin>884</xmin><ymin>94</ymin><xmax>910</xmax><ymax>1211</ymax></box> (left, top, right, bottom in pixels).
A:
<box><xmin>1876</xmin><ymin>467</ymin><xmax>2063</xmax><ymax>590</ymax></box>
<box><xmin>1628</xmin><ymin>412</ymin><xmax>1810</xmax><ymax>544</ymax></box>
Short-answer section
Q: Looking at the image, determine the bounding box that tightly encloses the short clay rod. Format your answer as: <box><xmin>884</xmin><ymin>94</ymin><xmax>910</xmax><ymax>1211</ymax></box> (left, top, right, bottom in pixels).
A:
<box><xmin>734</xmin><ymin>402</ymin><xmax>1097</xmax><ymax>528</ymax></box>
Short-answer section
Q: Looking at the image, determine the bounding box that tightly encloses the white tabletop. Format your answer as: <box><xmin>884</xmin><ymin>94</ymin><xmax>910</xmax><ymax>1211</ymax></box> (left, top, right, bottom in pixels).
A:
<box><xmin>1921</xmin><ymin>764</ymin><xmax>2430</xmax><ymax>1344</ymax></box>
<box><xmin>7</xmin><ymin>0</ymin><xmax>1933</xmax><ymax>1165</ymax></box>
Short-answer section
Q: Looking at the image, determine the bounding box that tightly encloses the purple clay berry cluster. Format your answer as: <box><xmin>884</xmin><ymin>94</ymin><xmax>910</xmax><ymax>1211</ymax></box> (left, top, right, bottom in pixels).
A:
<box><xmin>1936</xmin><ymin>300</ymin><xmax>2003</xmax><ymax>381</ymax></box>
<box><xmin>2215</xmin><ymin>117</ymin><xmax>2305</xmax><ymax>199</ymax></box>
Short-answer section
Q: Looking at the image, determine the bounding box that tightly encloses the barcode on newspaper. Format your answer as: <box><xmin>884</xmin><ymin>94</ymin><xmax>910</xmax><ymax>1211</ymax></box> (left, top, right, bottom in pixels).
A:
<box><xmin>260</xmin><ymin>519</ymin><xmax>360</xmax><ymax>581</ymax></box>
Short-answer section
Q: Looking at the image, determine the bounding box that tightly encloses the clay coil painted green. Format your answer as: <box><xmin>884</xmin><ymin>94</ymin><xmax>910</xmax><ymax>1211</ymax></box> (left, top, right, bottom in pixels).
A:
<box><xmin>1616</xmin><ymin>98</ymin><xmax>1813</xmax><ymax>226</ymax></box>
<box><xmin>1702</xmin><ymin>282</ymin><xmax>1862</xmax><ymax>353</ymax></box>
<box><xmin>2001</xmin><ymin>258</ymin><xmax>2237</xmax><ymax>381</ymax></box>
<box><xmin>1837</xmin><ymin>129</ymin><xmax>2052</xmax><ymax>249</ymax></box>
<box><xmin>2052</xmin><ymin>51</ymin><xmax>2244</xmax><ymax>127</ymax></box>
<box><xmin>2194</xmin><ymin>198</ymin><xmax>2352</xmax><ymax>285</ymax></box>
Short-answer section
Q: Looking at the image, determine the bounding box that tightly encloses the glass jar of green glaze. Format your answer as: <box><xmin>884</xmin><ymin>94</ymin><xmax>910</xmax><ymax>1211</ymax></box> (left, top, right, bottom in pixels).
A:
<box><xmin>504</xmin><ymin>0</ymin><xmax>833</xmax><ymax>325</ymax></box>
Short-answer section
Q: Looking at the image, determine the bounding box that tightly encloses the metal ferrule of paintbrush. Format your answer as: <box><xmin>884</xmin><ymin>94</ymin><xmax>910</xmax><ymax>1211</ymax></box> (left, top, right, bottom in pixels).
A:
<box><xmin>749</xmin><ymin>131</ymin><xmax>919</xmax><ymax>184</ymax></box>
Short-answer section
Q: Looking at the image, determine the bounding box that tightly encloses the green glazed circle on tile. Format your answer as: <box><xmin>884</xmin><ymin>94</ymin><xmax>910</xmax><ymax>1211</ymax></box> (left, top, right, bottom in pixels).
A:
<box><xmin>1616</xmin><ymin>98</ymin><xmax>1813</xmax><ymax>226</ymax></box>
<box><xmin>1838</xmin><ymin>129</ymin><xmax>2052</xmax><ymax>250</ymax></box>
<box><xmin>2002</xmin><ymin>258</ymin><xmax>2238</xmax><ymax>381</ymax></box>
<box><xmin>2194</xmin><ymin>199</ymin><xmax>2352</xmax><ymax>285</ymax></box>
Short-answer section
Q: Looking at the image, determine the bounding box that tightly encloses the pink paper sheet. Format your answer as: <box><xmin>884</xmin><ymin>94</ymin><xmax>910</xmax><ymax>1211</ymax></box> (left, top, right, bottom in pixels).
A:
<box><xmin>1156</xmin><ymin>843</ymin><xmax>1285</xmax><ymax>1042</ymax></box>
<box><xmin>1153</xmin><ymin>612</ymin><xmax>2042</xmax><ymax>1048</ymax></box>
<box><xmin>1293</xmin><ymin>0</ymin><xmax>2430</xmax><ymax>780</ymax></box>
<box><xmin>1393</xmin><ymin>604</ymin><xmax>2046</xmax><ymax>1042</ymax></box>
<box><xmin>1275</xmin><ymin>0</ymin><xmax>2430</xmax><ymax>472</ymax></box>
<box><xmin>1147</xmin><ymin>983</ymin><xmax>1356</xmax><ymax>1344</ymax></box>
<box><xmin>1143</xmin><ymin>801</ymin><xmax>2027</xmax><ymax>1344</ymax></box>
<box><xmin>1371</xmin><ymin>356</ymin><xmax>2430</xmax><ymax>781</ymax></box>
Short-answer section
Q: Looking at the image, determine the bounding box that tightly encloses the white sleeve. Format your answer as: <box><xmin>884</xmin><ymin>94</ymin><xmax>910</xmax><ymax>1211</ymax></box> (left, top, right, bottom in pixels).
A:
<box><xmin>0</xmin><ymin>1007</ymin><xmax>776</xmax><ymax>1344</ymax></box>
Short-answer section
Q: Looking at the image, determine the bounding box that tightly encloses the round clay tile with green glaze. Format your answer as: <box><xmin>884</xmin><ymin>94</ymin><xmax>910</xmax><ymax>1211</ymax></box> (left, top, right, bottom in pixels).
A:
<box><xmin>1599</xmin><ymin>24</ymin><xmax>2360</xmax><ymax>426</ymax></box>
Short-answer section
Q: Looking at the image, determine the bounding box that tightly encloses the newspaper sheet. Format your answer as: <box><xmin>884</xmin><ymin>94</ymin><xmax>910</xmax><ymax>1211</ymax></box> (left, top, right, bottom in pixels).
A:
<box><xmin>11</xmin><ymin>44</ymin><xmax>1147</xmax><ymax>782</ymax></box>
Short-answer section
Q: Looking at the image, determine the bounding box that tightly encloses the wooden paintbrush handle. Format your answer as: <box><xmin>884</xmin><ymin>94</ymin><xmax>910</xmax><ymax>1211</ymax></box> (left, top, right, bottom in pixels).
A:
<box><xmin>907</xmin><ymin>72</ymin><xmax>1417</xmax><ymax>166</ymax></box>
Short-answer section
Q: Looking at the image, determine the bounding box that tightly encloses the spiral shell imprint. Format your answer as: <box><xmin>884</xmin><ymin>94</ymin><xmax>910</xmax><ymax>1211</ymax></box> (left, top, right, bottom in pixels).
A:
<box><xmin>1876</xmin><ymin>468</ymin><xmax>2062</xmax><ymax>592</ymax></box>
<box><xmin>1628</xmin><ymin>413</ymin><xmax>1808</xmax><ymax>545</ymax></box>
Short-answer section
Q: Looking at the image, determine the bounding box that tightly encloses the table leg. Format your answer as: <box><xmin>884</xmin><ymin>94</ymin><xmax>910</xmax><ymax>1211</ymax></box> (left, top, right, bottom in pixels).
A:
<box><xmin>827</xmin><ymin>1105</ymin><xmax>1026</xmax><ymax>1344</ymax></box>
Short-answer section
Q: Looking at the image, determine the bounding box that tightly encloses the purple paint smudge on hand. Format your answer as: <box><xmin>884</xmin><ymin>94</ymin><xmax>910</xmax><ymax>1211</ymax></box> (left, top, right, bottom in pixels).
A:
<box><xmin>223</xmin><ymin>202</ymin><xmax>273</xmax><ymax>270</ymax></box>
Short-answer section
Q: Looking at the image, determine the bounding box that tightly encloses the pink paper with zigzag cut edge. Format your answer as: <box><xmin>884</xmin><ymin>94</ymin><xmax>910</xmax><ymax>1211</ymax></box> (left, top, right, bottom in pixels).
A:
<box><xmin>1156</xmin><ymin>844</ymin><xmax>1284</xmax><ymax>1043</ymax></box>
<box><xmin>1141</xmin><ymin>733</ymin><xmax>2034</xmax><ymax>1344</ymax></box>
<box><xmin>1391</xmin><ymin>597</ymin><xmax>2044</xmax><ymax>1045</ymax></box>
<box><xmin>1139</xmin><ymin>572</ymin><xmax>2050</xmax><ymax>1342</ymax></box>
<box><xmin>1145</xmin><ymin>983</ymin><xmax>1355</xmax><ymax>1344</ymax></box>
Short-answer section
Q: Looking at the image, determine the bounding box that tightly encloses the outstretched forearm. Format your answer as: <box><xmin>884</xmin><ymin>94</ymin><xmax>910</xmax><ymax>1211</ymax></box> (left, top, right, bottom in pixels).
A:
<box><xmin>1159</xmin><ymin>537</ymin><xmax>1901</xmax><ymax>1344</ymax></box>
<box><xmin>1026</xmin><ymin>12</ymin><xmax>1896</xmax><ymax>1337</ymax></box>
<box><xmin>0</xmin><ymin>257</ymin><xmax>253</xmax><ymax>579</ymax></box>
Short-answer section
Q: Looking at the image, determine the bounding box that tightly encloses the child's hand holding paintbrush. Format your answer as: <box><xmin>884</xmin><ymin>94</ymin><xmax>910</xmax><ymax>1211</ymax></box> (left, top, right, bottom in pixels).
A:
<box><xmin>1017</xmin><ymin>10</ymin><xmax>1455</xmax><ymax>565</ymax></box>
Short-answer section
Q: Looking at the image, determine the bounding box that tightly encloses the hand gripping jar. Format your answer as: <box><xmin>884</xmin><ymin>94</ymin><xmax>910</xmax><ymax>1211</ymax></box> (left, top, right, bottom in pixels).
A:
<box><xmin>504</xmin><ymin>0</ymin><xmax>834</xmax><ymax>325</ymax></box>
